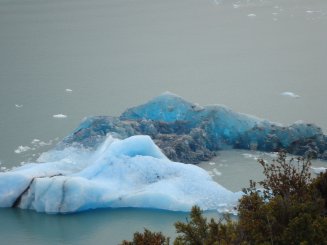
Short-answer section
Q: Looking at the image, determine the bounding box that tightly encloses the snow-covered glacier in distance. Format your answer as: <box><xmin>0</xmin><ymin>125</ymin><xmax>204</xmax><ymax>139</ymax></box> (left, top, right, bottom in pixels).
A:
<box><xmin>0</xmin><ymin>92</ymin><xmax>326</xmax><ymax>214</ymax></box>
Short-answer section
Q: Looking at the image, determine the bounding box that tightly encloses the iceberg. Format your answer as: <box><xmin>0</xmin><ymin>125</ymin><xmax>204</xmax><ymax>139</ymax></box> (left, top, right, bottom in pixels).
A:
<box><xmin>0</xmin><ymin>135</ymin><xmax>240</xmax><ymax>213</ymax></box>
<box><xmin>1</xmin><ymin>92</ymin><xmax>326</xmax><ymax>214</ymax></box>
<box><xmin>63</xmin><ymin>92</ymin><xmax>327</xmax><ymax>163</ymax></box>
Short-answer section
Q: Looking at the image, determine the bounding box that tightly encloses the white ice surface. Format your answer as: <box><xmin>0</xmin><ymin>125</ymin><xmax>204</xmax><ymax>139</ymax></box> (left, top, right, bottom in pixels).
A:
<box><xmin>311</xmin><ymin>167</ymin><xmax>327</xmax><ymax>175</ymax></box>
<box><xmin>14</xmin><ymin>146</ymin><xmax>32</xmax><ymax>154</ymax></box>
<box><xmin>53</xmin><ymin>114</ymin><xmax>67</xmax><ymax>118</ymax></box>
<box><xmin>0</xmin><ymin>135</ymin><xmax>241</xmax><ymax>214</ymax></box>
<box><xmin>280</xmin><ymin>91</ymin><xmax>300</xmax><ymax>98</ymax></box>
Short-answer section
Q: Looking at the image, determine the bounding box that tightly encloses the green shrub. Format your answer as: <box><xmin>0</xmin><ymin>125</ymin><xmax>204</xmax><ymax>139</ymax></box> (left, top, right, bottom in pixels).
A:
<box><xmin>238</xmin><ymin>152</ymin><xmax>327</xmax><ymax>244</ymax></box>
<box><xmin>120</xmin><ymin>228</ymin><xmax>170</xmax><ymax>245</ymax></box>
<box><xmin>121</xmin><ymin>152</ymin><xmax>327</xmax><ymax>245</ymax></box>
<box><xmin>174</xmin><ymin>206</ymin><xmax>240</xmax><ymax>245</ymax></box>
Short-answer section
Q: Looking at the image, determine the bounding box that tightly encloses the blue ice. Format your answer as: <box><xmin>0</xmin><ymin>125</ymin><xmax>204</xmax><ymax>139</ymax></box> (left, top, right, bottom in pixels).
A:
<box><xmin>0</xmin><ymin>135</ymin><xmax>241</xmax><ymax>213</ymax></box>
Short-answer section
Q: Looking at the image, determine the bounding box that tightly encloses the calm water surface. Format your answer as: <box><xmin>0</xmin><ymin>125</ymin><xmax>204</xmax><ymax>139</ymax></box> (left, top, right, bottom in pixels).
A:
<box><xmin>1</xmin><ymin>0</ymin><xmax>327</xmax><ymax>244</ymax></box>
<box><xmin>0</xmin><ymin>207</ymin><xmax>218</xmax><ymax>245</ymax></box>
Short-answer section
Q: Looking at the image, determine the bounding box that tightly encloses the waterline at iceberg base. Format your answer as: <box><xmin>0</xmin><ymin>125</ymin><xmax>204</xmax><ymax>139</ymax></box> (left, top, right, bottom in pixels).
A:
<box><xmin>0</xmin><ymin>93</ymin><xmax>326</xmax><ymax>214</ymax></box>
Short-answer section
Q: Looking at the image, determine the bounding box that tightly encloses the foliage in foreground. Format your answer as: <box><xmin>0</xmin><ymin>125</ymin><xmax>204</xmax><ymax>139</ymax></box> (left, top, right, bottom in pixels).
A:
<box><xmin>120</xmin><ymin>152</ymin><xmax>327</xmax><ymax>245</ymax></box>
<box><xmin>120</xmin><ymin>228</ymin><xmax>170</xmax><ymax>245</ymax></box>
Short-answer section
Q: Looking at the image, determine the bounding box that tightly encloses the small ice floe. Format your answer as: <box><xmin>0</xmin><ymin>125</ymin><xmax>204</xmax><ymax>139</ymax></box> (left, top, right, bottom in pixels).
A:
<box><xmin>31</xmin><ymin>139</ymin><xmax>40</xmax><ymax>144</ymax></box>
<box><xmin>38</xmin><ymin>140</ymin><xmax>54</xmax><ymax>147</ymax></box>
<box><xmin>233</xmin><ymin>4</ymin><xmax>240</xmax><ymax>9</ymax></box>
<box><xmin>209</xmin><ymin>162</ymin><xmax>216</xmax><ymax>166</ymax></box>
<box><xmin>14</xmin><ymin>145</ymin><xmax>31</xmax><ymax>154</ymax></box>
<box><xmin>15</xmin><ymin>104</ymin><xmax>23</xmax><ymax>108</ymax></box>
<box><xmin>247</xmin><ymin>13</ymin><xmax>256</xmax><ymax>17</ymax></box>
<box><xmin>264</xmin><ymin>152</ymin><xmax>278</xmax><ymax>158</ymax></box>
<box><xmin>306</xmin><ymin>10</ymin><xmax>320</xmax><ymax>14</ymax></box>
<box><xmin>311</xmin><ymin>167</ymin><xmax>327</xmax><ymax>175</ymax></box>
<box><xmin>0</xmin><ymin>166</ymin><xmax>7</xmax><ymax>171</ymax></box>
<box><xmin>65</xmin><ymin>88</ymin><xmax>73</xmax><ymax>93</ymax></box>
<box><xmin>53</xmin><ymin>114</ymin><xmax>67</xmax><ymax>118</ymax></box>
<box><xmin>272</xmin><ymin>12</ymin><xmax>279</xmax><ymax>15</ymax></box>
<box><xmin>242</xmin><ymin>153</ymin><xmax>258</xmax><ymax>160</ymax></box>
<box><xmin>31</xmin><ymin>138</ymin><xmax>53</xmax><ymax>148</ymax></box>
<box><xmin>212</xmin><ymin>168</ymin><xmax>222</xmax><ymax>176</ymax></box>
<box><xmin>280</xmin><ymin>92</ymin><xmax>300</xmax><ymax>98</ymax></box>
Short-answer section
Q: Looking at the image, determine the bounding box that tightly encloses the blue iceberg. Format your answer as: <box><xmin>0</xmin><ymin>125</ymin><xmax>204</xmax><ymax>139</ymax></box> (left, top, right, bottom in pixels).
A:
<box><xmin>0</xmin><ymin>92</ymin><xmax>326</xmax><ymax>214</ymax></box>
<box><xmin>64</xmin><ymin>92</ymin><xmax>327</xmax><ymax>163</ymax></box>
<box><xmin>0</xmin><ymin>135</ymin><xmax>241</xmax><ymax>213</ymax></box>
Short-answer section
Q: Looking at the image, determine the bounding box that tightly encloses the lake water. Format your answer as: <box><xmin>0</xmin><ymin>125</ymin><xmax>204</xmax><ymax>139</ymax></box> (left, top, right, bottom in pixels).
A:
<box><xmin>1</xmin><ymin>0</ymin><xmax>327</xmax><ymax>244</ymax></box>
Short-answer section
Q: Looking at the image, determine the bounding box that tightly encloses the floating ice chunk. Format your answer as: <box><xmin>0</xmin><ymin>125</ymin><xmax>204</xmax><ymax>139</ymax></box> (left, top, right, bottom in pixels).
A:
<box><xmin>0</xmin><ymin>135</ymin><xmax>241</xmax><ymax>213</ymax></box>
<box><xmin>53</xmin><ymin>114</ymin><xmax>67</xmax><ymax>118</ymax></box>
<box><xmin>38</xmin><ymin>141</ymin><xmax>48</xmax><ymax>147</ymax></box>
<box><xmin>31</xmin><ymin>138</ymin><xmax>54</xmax><ymax>147</ymax></box>
<box><xmin>233</xmin><ymin>4</ymin><xmax>240</xmax><ymax>9</ymax></box>
<box><xmin>207</xmin><ymin>171</ymin><xmax>214</xmax><ymax>177</ymax></box>
<box><xmin>248</xmin><ymin>13</ymin><xmax>256</xmax><ymax>17</ymax></box>
<box><xmin>311</xmin><ymin>167</ymin><xmax>327</xmax><ymax>174</ymax></box>
<box><xmin>212</xmin><ymin>168</ymin><xmax>222</xmax><ymax>176</ymax></box>
<box><xmin>14</xmin><ymin>146</ymin><xmax>32</xmax><ymax>154</ymax></box>
<box><xmin>65</xmin><ymin>89</ymin><xmax>73</xmax><ymax>93</ymax></box>
<box><xmin>209</xmin><ymin>162</ymin><xmax>216</xmax><ymax>166</ymax></box>
<box><xmin>15</xmin><ymin>104</ymin><xmax>23</xmax><ymax>108</ymax></box>
<box><xmin>38</xmin><ymin>140</ymin><xmax>53</xmax><ymax>147</ymax></box>
<box><xmin>242</xmin><ymin>153</ymin><xmax>258</xmax><ymax>160</ymax></box>
<box><xmin>31</xmin><ymin>139</ymin><xmax>40</xmax><ymax>144</ymax></box>
<box><xmin>306</xmin><ymin>10</ymin><xmax>320</xmax><ymax>14</ymax></box>
<box><xmin>280</xmin><ymin>91</ymin><xmax>300</xmax><ymax>98</ymax></box>
<box><xmin>96</xmin><ymin>92</ymin><xmax>326</xmax><ymax>163</ymax></box>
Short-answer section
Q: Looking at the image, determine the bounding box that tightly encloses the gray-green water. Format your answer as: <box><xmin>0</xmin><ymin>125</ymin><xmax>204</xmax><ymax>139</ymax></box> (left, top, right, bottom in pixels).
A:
<box><xmin>0</xmin><ymin>207</ymin><xmax>206</xmax><ymax>245</ymax></box>
<box><xmin>1</xmin><ymin>0</ymin><xmax>327</xmax><ymax>244</ymax></box>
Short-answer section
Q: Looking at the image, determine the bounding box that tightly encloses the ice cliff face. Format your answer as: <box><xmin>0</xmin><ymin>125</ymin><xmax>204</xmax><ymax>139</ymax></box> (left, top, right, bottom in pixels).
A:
<box><xmin>63</xmin><ymin>92</ymin><xmax>327</xmax><ymax>163</ymax></box>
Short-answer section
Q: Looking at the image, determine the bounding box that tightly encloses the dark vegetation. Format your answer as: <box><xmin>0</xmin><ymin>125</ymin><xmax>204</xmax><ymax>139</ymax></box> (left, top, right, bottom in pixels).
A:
<box><xmin>121</xmin><ymin>229</ymin><xmax>170</xmax><ymax>245</ymax></box>
<box><xmin>120</xmin><ymin>152</ymin><xmax>327</xmax><ymax>245</ymax></box>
